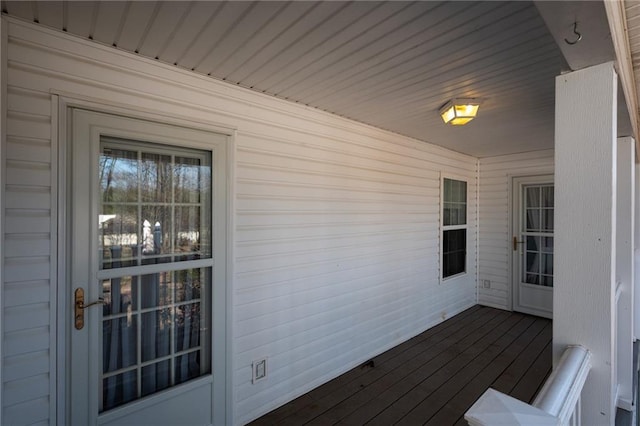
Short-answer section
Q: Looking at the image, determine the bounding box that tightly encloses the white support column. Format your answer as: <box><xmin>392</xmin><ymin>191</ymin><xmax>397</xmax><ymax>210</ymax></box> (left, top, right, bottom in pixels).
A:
<box><xmin>636</xmin><ymin>162</ymin><xmax>640</xmax><ymax>340</ymax></box>
<box><xmin>616</xmin><ymin>136</ymin><xmax>634</xmax><ymax>411</ymax></box>
<box><xmin>554</xmin><ymin>62</ymin><xmax>617</xmax><ymax>425</ymax></box>
<box><xmin>0</xmin><ymin>16</ymin><xmax>7</xmax><ymax>426</ymax></box>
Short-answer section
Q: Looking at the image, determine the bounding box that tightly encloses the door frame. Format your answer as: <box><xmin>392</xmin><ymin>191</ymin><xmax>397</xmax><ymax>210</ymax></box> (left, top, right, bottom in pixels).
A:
<box><xmin>510</xmin><ymin>174</ymin><xmax>554</xmax><ymax>318</ymax></box>
<box><xmin>55</xmin><ymin>95</ymin><xmax>236</xmax><ymax>425</ymax></box>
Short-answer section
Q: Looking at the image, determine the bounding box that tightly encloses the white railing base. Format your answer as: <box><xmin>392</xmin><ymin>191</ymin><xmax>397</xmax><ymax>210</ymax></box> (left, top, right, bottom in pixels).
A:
<box><xmin>532</xmin><ymin>345</ymin><xmax>591</xmax><ymax>422</ymax></box>
<box><xmin>465</xmin><ymin>388</ymin><xmax>559</xmax><ymax>426</ymax></box>
<box><xmin>465</xmin><ymin>345</ymin><xmax>591</xmax><ymax>426</ymax></box>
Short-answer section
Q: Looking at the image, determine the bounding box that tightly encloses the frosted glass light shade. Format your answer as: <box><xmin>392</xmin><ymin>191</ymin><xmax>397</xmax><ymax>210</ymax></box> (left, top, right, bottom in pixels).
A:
<box><xmin>440</xmin><ymin>99</ymin><xmax>481</xmax><ymax>125</ymax></box>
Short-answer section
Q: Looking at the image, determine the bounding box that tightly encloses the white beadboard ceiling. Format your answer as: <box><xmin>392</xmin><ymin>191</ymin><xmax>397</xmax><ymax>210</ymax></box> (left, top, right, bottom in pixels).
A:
<box><xmin>2</xmin><ymin>1</ymin><xmax>571</xmax><ymax>157</ymax></box>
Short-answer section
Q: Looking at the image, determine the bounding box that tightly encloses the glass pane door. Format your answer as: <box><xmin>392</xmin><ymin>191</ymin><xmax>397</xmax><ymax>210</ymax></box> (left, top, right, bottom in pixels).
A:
<box><xmin>98</xmin><ymin>137</ymin><xmax>212</xmax><ymax>412</ymax></box>
<box><xmin>522</xmin><ymin>184</ymin><xmax>554</xmax><ymax>287</ymax></box>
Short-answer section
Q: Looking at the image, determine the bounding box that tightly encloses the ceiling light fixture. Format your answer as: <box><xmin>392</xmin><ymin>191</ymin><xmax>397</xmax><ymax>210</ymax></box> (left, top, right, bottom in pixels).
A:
<box><xmin>439</xmin><ymin>98</ymin><xmax>481</xmax><ymax>126</ymax></box>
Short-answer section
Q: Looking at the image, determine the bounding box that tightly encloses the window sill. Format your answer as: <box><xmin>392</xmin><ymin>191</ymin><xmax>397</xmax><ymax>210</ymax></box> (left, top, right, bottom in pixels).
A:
<box><xmin>441</xmin><ymin>271</ymin><xmax>467</xmax><ymax>283</ymax></box>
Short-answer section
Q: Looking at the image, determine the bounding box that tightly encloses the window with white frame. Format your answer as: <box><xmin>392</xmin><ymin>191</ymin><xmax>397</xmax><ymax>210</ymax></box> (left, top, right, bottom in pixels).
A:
<box><xmin>442</xmin><ymin>177</ymin><xmax>467</xmax><ymax>279</ymax></box>
<box><xmin>99</xmin><ymin>138</ymin><xmax>212</xmax><ymax>411</ymax></box>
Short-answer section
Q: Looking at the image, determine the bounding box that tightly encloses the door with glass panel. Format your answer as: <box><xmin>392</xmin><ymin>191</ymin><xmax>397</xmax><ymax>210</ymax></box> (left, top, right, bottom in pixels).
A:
<box><xmin>512</xmin><ymin>175</ymin><xmax>554</xmax><ymax>319</ymax></box>
<box><xmin>69</xmin><ymin>109</ymin><xmax>227</xmax><ymax>425</ymax></box>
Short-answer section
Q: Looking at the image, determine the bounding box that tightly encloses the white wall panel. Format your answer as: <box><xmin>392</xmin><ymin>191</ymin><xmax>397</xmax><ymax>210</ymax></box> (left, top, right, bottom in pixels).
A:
<box><xmin>3</xmin><ymin>397</ymin><xmax>49</xmax><ymax>426</ymax></box>
<box><xmin>3</xmin><ymin>48</ymin><xmax>54</xmax><ymax>422</ymax></box>
<box><xmin>477</xmin><ymin>150</ymin><xmax>554</xmax><ymax>310</ymax></box>
<box><xmin>3</xmin><ymin>350</ymin><xmax>49</xmax><ymax>382</ymax></box>
<box><xmin>3</xmin><ymin>19</ymin><xmax>478</xmax><ymax>425</ymax></box>
<box><xmin>4</xmin><ymin>326</ymin><xmax>49</xmax><ymax>357</ymax></box>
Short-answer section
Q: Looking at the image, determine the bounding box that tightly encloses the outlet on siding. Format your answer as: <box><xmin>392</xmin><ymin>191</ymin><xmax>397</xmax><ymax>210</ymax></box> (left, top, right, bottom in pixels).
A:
<box><xmin>252</xmin><ymin>358</ymin><xmax>268</xmax><ymax>384</ymax></box>
<box><xmin>482</xmin><ymin>279</ymin><xmax>491</xmax><ymax>289</ymax></box>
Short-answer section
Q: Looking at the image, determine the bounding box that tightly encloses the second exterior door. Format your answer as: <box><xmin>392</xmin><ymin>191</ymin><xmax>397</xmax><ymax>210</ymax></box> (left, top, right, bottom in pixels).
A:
<box><xmin>512</xmin><ymin>175</ymin><xmax>554</xmax><ymax>319</ymax></box>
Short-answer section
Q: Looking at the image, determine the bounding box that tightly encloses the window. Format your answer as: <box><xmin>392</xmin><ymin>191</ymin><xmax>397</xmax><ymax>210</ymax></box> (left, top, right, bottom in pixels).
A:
<box><xmin>442</xmin><ymin>177</ymin><xmax>467</xmax><ymax>279</ymax></box>
<box><xmin>99</xmin><ymin>137</ymin><xmax>212</xmax><ymax>411</ymax></box>
<box><xmin>522</xmin><ymin>184</ymin><xmax>554</xmax><ymax>286</ymax></box>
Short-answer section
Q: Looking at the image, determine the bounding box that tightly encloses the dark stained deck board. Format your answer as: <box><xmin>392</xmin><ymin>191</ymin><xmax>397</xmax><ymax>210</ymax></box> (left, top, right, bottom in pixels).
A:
<box><xmin>490</xmin><ymin>320</ymin><xmax>553</xmax><ymax>396</ymax></box>
<box><xmin>249</xmin><ymin>306</ymin><xmax>486</xmax><ymax>426</ymax></box>
<box><xmin>362</xmin><ymin>311</ymin><xmax>523</xmax><ymax>426</ymax></box>
<box><xmin>249</xmin><ymin>306</ymin><xmax>552</xmax><ymax>426</ymax></box>
<box><xmin>397</xmin><ymin>315</ymin><xmax>538</xmax><ymax>425</ymax></box>
<box><xmin>256</xmin><ymin>307</ymin><xmax>503</xmax><ymax>426</ymax></box>
<box><xmin>309</xmin><ymin>306</ymin><xmax>492</xmax><ymax>401</ymax></box>
<box><xmin>509</xmin><ymin>340</ymin><xmax>553</xmax><ymax>403</ymax></box>
<box><xmin>425</xmin><ymin>317</ymin><xmax>551</xmax><ymax>426</ymax></box>
<box><xmin>305</xmin><ymin>310</ymin><xmax>512</xmax><ymax>426</ymax></box>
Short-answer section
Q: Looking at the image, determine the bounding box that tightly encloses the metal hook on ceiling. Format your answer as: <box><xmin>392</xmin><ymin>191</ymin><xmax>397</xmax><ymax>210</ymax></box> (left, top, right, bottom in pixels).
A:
<box><xmin>565</xmin><ymin>22</ymin><xmax>582</xmax><ymax>45</ymax></box>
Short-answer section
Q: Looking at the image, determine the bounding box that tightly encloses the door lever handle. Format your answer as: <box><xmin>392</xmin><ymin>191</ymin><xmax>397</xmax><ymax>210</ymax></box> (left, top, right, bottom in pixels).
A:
<box><xmin>74</xmin><ymin>288</ymin><xmax>106</xmax><ymax>330</ymax></box>
<box><xmin>513</xmin><ymin>236</ymin><xmax>525</xmax><ymax>251</ymax></box>
<box><xmin>80</xmin><ymin>298</ymin><xmax>107</xmax><ymax>309</ymax></box>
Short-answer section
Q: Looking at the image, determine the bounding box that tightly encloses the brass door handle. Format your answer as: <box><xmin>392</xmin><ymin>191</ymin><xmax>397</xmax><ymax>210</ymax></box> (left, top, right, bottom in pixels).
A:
<box><xmin>513</xmin><ymin>236</ymin><xmax>525</xmax><ymax>251</ymax></box>
<box><xmin>74</xmin><ymin>288</ymin><xmax>106</xmax><ymax>330</ymax></box>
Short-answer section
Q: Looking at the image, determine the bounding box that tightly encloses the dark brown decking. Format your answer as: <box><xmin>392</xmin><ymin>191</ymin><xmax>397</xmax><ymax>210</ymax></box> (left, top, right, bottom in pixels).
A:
<box><xmin>250</xmin><ymin>305</ymin><xmax>552</xmax><ymax>426</ymax></box>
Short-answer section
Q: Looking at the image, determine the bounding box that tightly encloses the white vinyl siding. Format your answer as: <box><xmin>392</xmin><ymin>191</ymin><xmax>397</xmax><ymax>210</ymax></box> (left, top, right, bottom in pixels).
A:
<box><xmin>477</xmin><ymin>150</ymin><xmax>554</xmax><ymax>310</ymax></box>
<box><xmin>3</xmin><ymin>18</ymin><xmax>478</xmax><ymax>425</ymax></box>
<box><xmin>4</xmin><ymin>81</ymin><xmax>56</xmax><ymax>425</ymax></box>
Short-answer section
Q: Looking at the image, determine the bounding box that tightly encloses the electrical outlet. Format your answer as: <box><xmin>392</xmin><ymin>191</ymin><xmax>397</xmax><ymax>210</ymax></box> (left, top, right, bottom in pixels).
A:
<box><xmin>482</xmin><ymin>279</ymin><xmax>491</xmax><ymax>289</ymax></box>
<box><xmin>252</xmin><ymin>358</ymin><xmax>268</xmax><ymax>384</ymax></box>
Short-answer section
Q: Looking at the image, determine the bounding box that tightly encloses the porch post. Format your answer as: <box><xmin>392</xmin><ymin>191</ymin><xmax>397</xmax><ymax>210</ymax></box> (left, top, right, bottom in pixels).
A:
<box><xmin>554</xmin><ymin>62</ymin><xmax>617</xmax><ymax>425</ymax></box>
<box><xmin>636</xmin><ymin>162</ymin><xmax>640</xmax><ymax>340</ymax></box>
<box><xmin>616</xmin><ymin>137</ymin><xmax>635</xmax><ymax>411</ymax></box>
<box><xmin>0</xmin><ymin>16</ymin><xmax>6</xmax><ymax>426</ymax></box>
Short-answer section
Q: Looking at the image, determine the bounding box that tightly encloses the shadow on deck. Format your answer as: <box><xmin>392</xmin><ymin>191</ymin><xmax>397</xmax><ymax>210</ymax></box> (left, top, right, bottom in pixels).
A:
<box><xmin>249</xmin><ymin>305</ymin><xmax>552</xmax><ymax>426</ymax></box>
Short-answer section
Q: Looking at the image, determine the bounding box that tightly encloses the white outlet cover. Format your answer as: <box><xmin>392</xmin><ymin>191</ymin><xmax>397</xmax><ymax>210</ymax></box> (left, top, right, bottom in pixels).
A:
<box><xmin>252</xmin><ymin>358</ymin><xmax>268</xmax><ymax>384</ymax></box>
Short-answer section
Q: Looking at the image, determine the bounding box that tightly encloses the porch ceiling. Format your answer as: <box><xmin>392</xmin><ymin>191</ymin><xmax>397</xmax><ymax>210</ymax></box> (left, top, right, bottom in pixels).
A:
<box><xmin>2</xmin><ymin>1</ymin><xmax>570</xmax><ymax>157</ymax></box>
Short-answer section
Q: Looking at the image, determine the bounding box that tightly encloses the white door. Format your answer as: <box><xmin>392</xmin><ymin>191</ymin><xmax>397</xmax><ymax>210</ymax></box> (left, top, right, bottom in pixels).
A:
<box><xmin>512</xmin><ymin>175</ymin><xmax>554</xmax><ymax>319</ymax></box>
<box><xmin>68</xmin><ymin>109</ymin><xmax>228</xmax><ymax>425</ymax></box>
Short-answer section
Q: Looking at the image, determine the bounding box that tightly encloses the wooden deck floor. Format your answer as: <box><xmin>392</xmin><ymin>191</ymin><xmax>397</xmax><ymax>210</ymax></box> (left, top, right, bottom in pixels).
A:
<box><xmin>249</xmin><ymin>305</ymin><xmax>552</xmax><ymax>426</ymax></box>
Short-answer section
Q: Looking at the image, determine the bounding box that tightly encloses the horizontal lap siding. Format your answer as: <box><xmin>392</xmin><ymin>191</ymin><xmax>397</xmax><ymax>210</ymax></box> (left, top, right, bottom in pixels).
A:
<box><xmin>3</xmin><ymin>82</ymin><xmax>53</xmax><ymax>425</ymax></box>
<box><xmin>4</xmin><ymin>20</ymin><xmax>477</xmax><ymax>425</ymax></box>
<box><xmin>235</xmin><ymin>136</ymin><xmax>478</xmax><ymax>422</ymax></box>
<box><xmin>478</xmin><ymin>150</ymin><xmax>554</xmax><ymax>310</ymax></box>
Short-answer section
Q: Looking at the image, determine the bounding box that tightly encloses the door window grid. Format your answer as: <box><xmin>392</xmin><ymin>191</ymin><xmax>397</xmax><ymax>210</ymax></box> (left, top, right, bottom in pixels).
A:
<box><xmin>522</xmin><ymin>185</ymin><xmax>554</xmax><ymax>287</ymax></box>
<box><xmin>101</xmin><ymin>268</ymin><xmax>209</xmax><ymax>411</ymax></box>
<box><xmin>98</xmin><ymin>139</ymin><xmax>212</xmax><ymax>412</ymax></box>
<box><xmin>100</xmin><ymin>140</ymin><xmax>211</xmax><ymax>269</ymax></box>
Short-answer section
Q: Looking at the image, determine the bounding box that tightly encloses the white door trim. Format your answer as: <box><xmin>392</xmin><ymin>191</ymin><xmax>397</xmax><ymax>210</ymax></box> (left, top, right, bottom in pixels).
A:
<box><xmin>511</xmin><ymin>174</ymin><xmax>554</xmax><ymax>318</ymax></box>
<box><xmin>55</xmin><ymin>96</ymin><xmax>236</xmax><ymax>425</ymax></box>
